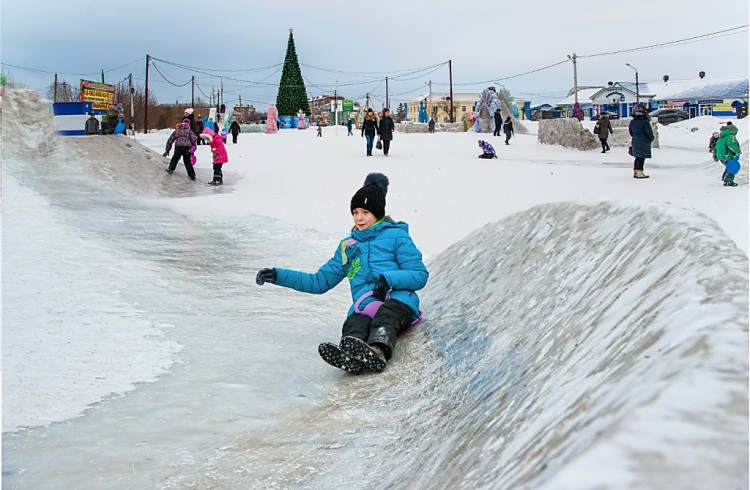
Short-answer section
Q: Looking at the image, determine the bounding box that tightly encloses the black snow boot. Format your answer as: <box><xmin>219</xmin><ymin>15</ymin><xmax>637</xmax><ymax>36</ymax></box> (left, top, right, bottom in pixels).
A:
<box><xmin>724</xmin><ymin>173</ymin><xmax>738</xmax><ymax>186</ymax></box>
<box><xmin>340</xmin><ymin>336</ymin><xmax>387</xmax><ymax>373</ymax></box>
<box><xmin>318</xmin><ymin>343</ymin><xmax>367</xmax><ymax>374</ymax></box>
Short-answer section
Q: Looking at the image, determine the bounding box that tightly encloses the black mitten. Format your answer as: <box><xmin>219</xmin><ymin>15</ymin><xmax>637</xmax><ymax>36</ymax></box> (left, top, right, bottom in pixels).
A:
<box><xmin>256</xmin><ymin>268</ymin><xmax>277</xmax><ymax>285</ymax></box>
<box><xmin>372</xmin><ymin>275</ymin><xmax>391</xmax><ymax>300</ymax></box>
<box><xmin>163</xmin><ymin>151</ymin><xmax>169</xmax><ymax>157</ymax></box>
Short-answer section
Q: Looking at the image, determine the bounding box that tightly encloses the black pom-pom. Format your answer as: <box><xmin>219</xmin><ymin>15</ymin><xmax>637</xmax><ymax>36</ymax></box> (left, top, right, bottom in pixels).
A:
<box><xmin>363</xmin><ymin>172</ymin><xmax>389</xmax><ymax>195</ymax></box>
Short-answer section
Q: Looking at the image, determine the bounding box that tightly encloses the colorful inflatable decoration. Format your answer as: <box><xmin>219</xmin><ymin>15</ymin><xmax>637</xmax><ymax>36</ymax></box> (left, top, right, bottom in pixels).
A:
<box><xmin>472</xmin><ymin>87</ymin><xmax>503</xmax><ymax>133</ymax></box>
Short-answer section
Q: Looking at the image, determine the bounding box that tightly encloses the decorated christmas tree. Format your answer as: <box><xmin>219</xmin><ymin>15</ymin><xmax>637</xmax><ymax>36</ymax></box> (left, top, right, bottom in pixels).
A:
<box><xmin>276</xmin><ymin>29</ymin><xmax>311</xmax><ymax>117</ymax></box>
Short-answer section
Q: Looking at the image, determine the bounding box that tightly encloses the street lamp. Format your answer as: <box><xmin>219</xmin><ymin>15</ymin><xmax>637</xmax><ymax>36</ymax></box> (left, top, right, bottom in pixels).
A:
<box><xmin>625</xmin><ymin>63</ymin><xmax>639</xmax><ymax>105</ymax></box>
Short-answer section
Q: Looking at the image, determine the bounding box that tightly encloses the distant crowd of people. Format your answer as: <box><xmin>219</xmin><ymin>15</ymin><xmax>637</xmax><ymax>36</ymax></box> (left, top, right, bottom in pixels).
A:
<box><xmin>85</xmin><ymin>101</ymin><xmax>742</xmax><ymax>188</ymax></box>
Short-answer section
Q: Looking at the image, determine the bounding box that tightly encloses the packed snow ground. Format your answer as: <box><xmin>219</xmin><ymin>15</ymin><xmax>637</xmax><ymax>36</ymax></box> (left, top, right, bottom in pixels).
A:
<box><xmin>2</xmin><ymin>88</ymin><xmax>748</xmax><ymax>488</ymax></box>
<box><xmin>140</xmin><ymin>114</ymin><xmax>749</xmax><ymax>258</ymax></box>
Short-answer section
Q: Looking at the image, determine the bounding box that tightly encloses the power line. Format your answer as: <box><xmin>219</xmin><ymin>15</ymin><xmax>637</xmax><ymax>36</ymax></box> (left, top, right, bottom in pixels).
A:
<box><xmin>578</xmin><ymin>25</ymin><xmax>748</xmax><ymax>59</ymax></box>
<box><xmin>150</xmin><ymin>60</ymin><xmax>192</xmax><ymax>87</ymax></box>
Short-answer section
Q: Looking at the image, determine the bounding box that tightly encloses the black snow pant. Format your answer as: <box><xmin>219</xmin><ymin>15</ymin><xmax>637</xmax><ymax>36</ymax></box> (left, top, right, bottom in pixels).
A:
<box><xmin>633</xmin><ymin>157</ymin><xmax>645</xmax><ymax>171</ymax></box>
<box><xmin>600</xmin><ymin>138</ymin><xmax>610</xmax><ymax>152</ymax></box>
<box><xmin>382</xmin><ymin>139</ymin><xmax>391</xmax><ymax>155</ymax></box>
<box><xmin>231</xmin><ymin>133</ymin><xmax>238</xmax><ymax>144</ymax></box>
<box><xmin>341</xmin><ymin>299</ymin><xmax>413</xmax><ymax>360</ymax></box>
<box><xmin>505</xmin><ymin>131</ymin><xmax>513</xmax><ymax>144</ymax></box>
<box><xmin>493</xmin><ymin>127</ymin><xmax>501</xmax><ymax>137</ymax></box>
<box><xmin>212</xmin><ymin>163</ymin><xmax>223</xmax><ymax>183</ymax></box>
<box><xmin>168</xmin><ymin>146</ymin><xmax>196</xmax><ymax>179</ymax></box>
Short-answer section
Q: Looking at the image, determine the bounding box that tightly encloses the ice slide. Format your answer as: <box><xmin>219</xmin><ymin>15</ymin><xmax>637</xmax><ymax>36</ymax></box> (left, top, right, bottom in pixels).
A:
<box><xmin>2</xmin><ymin>88</ymin><xmax>747</xmax><ymax>489</ymax></box>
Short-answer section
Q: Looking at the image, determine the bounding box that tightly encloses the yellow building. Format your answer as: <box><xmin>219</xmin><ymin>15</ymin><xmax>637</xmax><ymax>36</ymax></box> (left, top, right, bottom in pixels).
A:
<box><xmin>406</xmin><ymin>91</ymin><xmax>480</xmax><ymax>123</ymax></box>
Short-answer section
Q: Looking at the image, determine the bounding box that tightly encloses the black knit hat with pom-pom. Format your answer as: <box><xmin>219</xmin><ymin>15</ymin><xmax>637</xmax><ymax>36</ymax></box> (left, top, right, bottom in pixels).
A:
<box><xmin>350</xmin><ymin>173</ymin><xmax>389</xmax><ymax>219</ymax></box>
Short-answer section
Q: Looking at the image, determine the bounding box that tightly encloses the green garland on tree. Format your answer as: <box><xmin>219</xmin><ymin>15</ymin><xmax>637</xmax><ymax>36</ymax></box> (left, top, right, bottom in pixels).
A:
<box><xmin>276</xmin><ymin>30</ymin><xmax>311</xmax><ymax>117</ymax></box>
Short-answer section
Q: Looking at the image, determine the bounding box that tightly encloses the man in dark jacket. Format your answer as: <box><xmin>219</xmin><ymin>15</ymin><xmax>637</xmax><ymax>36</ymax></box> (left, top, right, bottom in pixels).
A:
<box><xmin>628</xmin><ymin>104</ymin><xmax>655</xmax><ymax>179</ymax></box>
<box><xmin>493</xmin><ymin>108</ymin><xmax>503</xmax><ymax>137</ymax></box>
<box><xmin>229</xmin><ymin>119</ymin><xmax>241</xmax><ymax>144</ymax></box>
<box><xmin>378</xmin><ymin>108</ymin><xmax>395</xmax><ymax>156</ymax></box>
<box><xmin>85</xmin><ymin>113</ymin><xmax>100</xmax><ymax>135</ymax></box>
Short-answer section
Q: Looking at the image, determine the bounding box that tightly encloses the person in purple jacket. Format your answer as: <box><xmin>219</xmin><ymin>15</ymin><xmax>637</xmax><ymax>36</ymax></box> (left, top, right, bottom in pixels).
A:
<box><xmin>255</xmin><ymin>173</ymin><xmax>429</xmax><ymax>374</ymax></box>
<box><xmin>163</xmin><ymin>118</ymin><xmax>198</xmax><ymax>180</ymax></box>
<box><xmin>478</xmin><ymin>139</ymin><xmax>497</xmax><ymax>159</ymax></box>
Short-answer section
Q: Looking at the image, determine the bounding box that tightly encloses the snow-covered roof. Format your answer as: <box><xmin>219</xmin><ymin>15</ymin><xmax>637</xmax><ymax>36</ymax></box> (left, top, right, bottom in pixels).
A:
<box><xmin>556</xmin><ymin>87</ymin><xmax>601</xmax><ymax>106</ymax></box>
<box><xmin>556</xmin><ymin>76</ymin><xmax>748</xmax><ymax>105</ymax></box>
<box><xmin>409</xmin><ymin>92</ymin><xmax>481</xmax><ymax>103</ymax></box>
<box><xmin>612</xmin><ymin>82</ymin><xmax>655</xmax><ymax>97</ymax></box>
<box><xmin>647</xmin><ymin>76</ymin><xmax>748</xmax><ymax>101</ymax></box>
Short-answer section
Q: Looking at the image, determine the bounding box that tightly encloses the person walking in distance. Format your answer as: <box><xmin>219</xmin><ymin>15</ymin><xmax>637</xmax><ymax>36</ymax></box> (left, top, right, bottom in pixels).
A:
<box><xmin>595</xmin><ymin>112</ymin><xmax>613</xmax><ymax>153</ymax></box>
<box><xmin>361</xmin><ymin>109</ymin><xmax>378</xmax><ymax>156</ymax></box>
<box><xmin>378</xmin><ymin>108</ymin><xmax>395</xmax><ymax>156</ymax></box>
<box><xmin>229</xmin><ymin>118</ymin><xmax>241</xmax><ymax>144</ymax></box>
<box><xmin>503</xmin><ymin>116</ymin><xmax>514</xmax><ymax>145</ymax></box>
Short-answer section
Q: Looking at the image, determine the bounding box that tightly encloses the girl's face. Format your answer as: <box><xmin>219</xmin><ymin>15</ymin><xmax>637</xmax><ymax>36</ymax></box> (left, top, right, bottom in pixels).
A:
<box><xmin>352</xmin><ymin>208</ymin><xmax>377</xmax><ymax>231</ymax></box>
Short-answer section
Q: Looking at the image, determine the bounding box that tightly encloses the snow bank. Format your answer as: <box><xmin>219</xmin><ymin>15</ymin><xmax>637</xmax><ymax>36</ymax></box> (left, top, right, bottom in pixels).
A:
<box><xmin>400</xmin><ymin>201</ymin><xmax>748</xmax><ymax>489</ymax></box>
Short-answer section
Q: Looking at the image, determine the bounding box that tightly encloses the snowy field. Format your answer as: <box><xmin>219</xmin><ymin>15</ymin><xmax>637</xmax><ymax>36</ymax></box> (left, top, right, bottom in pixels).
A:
<box><xmin>2</xmin><ymin>88</ymin><xmax>748</xmax><ymax>489</ymax></box>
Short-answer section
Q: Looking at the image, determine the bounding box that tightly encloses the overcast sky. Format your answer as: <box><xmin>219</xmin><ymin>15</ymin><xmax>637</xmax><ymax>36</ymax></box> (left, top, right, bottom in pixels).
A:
<box><xmin>2</xmin><ymin>0</ymin><xmax>748</xmax><ymax>110</ymax></box>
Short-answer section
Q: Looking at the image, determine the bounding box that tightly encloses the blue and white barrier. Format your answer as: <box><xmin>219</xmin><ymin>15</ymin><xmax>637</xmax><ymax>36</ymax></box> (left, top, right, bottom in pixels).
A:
<box><xmin>53</xmin><ymin>102</ymin><xmax>96</xmax><ymax>136</ymax></box>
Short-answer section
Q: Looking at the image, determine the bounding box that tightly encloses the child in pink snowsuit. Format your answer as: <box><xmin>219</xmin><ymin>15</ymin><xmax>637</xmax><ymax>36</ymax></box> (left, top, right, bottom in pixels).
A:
<box><xmin>201</xmin><ymin>128</ymin><xmax>229</xmax><ymax>185</ymax></box>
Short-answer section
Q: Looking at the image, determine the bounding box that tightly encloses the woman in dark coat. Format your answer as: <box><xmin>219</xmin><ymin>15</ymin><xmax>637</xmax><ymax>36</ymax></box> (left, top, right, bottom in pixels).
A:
<box><xmin>378</xmin><ymin>108</ymin><xmax>395</xmax><ymax>156</ymax></box>
<box><xmin>229</xmin><ymin>120</ymin><xmax>241</xmax><ymax>144</ymax></box>
<box><xmin>628</xmin><ymin>104</ymin><xmax>654</xmax><ymax>179</ymax></box>
<box><xmin>596</xmin><ymin>113</ymin><xmax>613</xmax><ymax>153</ymax></box>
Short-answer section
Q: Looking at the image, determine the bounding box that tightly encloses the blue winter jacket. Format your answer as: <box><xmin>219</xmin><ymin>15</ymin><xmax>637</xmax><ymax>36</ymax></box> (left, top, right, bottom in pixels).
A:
<box><xmin>274</xmin><ymin>218</ymin><xmax>429</xmax><ymax>319</ymax></box>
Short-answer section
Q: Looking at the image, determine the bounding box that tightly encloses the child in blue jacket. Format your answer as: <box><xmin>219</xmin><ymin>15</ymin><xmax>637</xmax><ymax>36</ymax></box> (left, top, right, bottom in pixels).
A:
<box><xmin>256</xmin><ymin>173</ymin><xmax>429</xmax><ymax>374</ymax></box>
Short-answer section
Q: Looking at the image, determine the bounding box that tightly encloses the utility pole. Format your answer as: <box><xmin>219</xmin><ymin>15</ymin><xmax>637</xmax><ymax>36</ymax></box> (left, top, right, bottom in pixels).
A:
<box><xmin>191</xmin><ymin>76</ymin><xmax>195</xmax><ymax>109</ymax></box>
<box><xmin>448</xmin><ymin>59</ymin><xmax>454</xmax><ymax>123</ymax></box>
<box><xmin>54</xmin><ymin>74</ymin><xmax>58</xmax><ymax>102</ymax></box>
<box><xmin>129</xmin><ymin>73</ymin><xmax>134</xmax><ymax>135</ymax></box>
<box><xmin>428</xmin><ymin>80</ymin><xmax>432</xmax><ymax>121</ymax></box>
<box><xmin>144</xmin><ymin>55</ymin><xmax>150</xmax><ymax>133</ymax></box>
<box><xmin>385</xmin><ymin>76</ymin><xmax>389</xmax><ymax>109</ymax></box>
<box><xmin>568</xmin><ymin>53</ymin><xmax>579</xmax><ymax>104</ymax></box>
<box><xmin>101</xmin><ymin>69</ymin><xmax>105</xmax><ymax>83</ymax></box>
